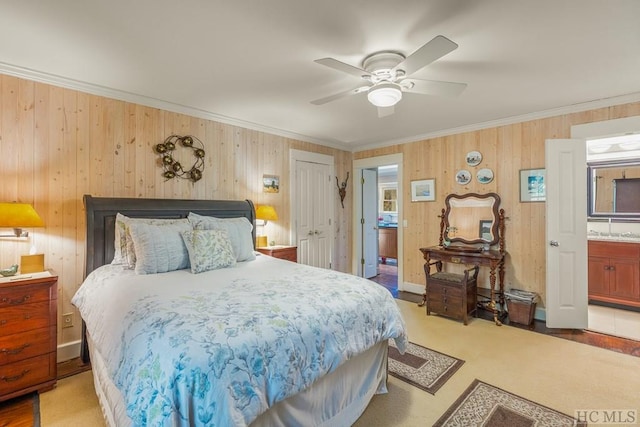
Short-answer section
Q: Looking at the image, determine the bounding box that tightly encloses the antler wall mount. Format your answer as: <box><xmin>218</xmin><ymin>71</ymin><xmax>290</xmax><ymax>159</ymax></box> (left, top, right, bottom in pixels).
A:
<box><xmin>336</xmin><ymin>172</ymin><xmax>349</xmax><ymax>208</ymax></box>
<box><xmin>154</xmin><ymin>135</ymin><xmax>205</xmax><ymax>183</ymax></box>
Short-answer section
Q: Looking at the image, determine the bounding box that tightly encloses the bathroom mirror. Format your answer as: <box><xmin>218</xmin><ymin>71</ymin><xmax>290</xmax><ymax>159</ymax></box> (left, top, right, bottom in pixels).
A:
<box><xmin>443</xmin><ymin>193</ymin><xmax>501</xmax><ymax>246</ymax></box>
<box><xmin>587</xmin><ymin>160</ymin><xmax>640</xmax><ymax>219</ymax></box>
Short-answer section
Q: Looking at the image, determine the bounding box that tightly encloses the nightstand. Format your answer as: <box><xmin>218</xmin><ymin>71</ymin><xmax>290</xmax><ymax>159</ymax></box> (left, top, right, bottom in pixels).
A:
<box><xmin>0</xmin><ymin>273</ymin><xmax>57</xmax><ymax>401</ymax></box>
<box><xmin>256</xmin><ymin>245</ymin><xmax>297</xmax><ymax>263</ymax></box>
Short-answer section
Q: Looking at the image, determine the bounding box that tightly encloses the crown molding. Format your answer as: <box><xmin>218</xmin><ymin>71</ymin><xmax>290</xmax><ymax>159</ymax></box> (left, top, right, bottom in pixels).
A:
<box><xmin>2</xmin><ymin>61</ymin><xmax>639</xmax><ymax>155</ymax></box>
<box><xmin>0</xmin><ymin>62</ymin><xmax>347</xmax><ymax>151</ymax></box>
<box><xmin>353</xmin><ymin>92</ymin><xmax>640</xmax><ymax>152</ymax></box>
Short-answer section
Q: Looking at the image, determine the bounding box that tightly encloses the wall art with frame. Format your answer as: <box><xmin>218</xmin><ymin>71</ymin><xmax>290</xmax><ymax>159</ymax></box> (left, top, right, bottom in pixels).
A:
<box><xmin>411</xmin><ymin>179</ymin><xmax>436</xmax><ymax>202</ymax></box>
<box><xmin>520</xmin><ymin>168</ymin><xmax>546</xmax><ymax>202</ymax></box>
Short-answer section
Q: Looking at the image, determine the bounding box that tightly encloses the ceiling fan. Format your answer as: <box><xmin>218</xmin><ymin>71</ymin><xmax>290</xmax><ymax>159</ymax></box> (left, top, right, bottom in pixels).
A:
<box><xmin>311</xmin><ymin>35</ymin><xmax>467</xmax><ymax>117</ymax></box>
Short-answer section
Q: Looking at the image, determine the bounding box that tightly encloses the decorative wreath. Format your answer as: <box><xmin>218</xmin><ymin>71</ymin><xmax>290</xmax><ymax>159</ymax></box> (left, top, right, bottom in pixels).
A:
<box><xmin>154</xmin><ymin>135</ymin><xmax>205</xmax><ymax>182</ymax></box>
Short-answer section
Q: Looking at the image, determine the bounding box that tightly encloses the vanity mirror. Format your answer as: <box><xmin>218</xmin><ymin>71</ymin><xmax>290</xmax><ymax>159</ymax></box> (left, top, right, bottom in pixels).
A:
<box><xmin>441</xmin><ymin>192</ymin><xmax>502</xmax><ymax>247</ymax></box>
<box><xmin>587</xmin><ymin>160</ymin><xmax>640</xmax><ymax>219</ymax></box>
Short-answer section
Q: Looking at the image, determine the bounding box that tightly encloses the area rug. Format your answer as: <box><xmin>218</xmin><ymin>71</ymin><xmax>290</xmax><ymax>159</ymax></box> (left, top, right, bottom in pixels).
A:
<box><xmin>388</xmin><ymin>340</ymin><xmax>464</xmax><ymax>394</ymax></box>
<box><xmin>433</xmin><ymin>379</ymin><xmax>585</xmax><ymax>427</ymax></box>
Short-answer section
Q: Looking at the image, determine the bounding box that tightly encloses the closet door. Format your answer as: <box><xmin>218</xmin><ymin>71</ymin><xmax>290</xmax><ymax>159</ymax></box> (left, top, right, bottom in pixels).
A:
<box><xmin>295</xmin><ymin>160</ymin><xmax>332</xmax><ymax>268</ymax></box>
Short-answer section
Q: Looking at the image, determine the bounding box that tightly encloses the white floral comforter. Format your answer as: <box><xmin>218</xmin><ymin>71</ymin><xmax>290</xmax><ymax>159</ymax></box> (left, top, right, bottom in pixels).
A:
<box><xmin>72</xmin><ymin>255</ymin><xmax>407</xmax><ymax>426</ymax></box>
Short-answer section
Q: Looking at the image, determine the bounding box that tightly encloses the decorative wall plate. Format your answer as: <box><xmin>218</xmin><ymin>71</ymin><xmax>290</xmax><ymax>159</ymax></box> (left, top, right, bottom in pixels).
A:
<box><xmin>465</xmin><ymin>151</ymin><xmax>482</xmax><ymax>166</ymax></box>
<box><xmin>476</xmin><ymin>168</ymin><xmax>494</xmax><ymax>184</ymax></box>
<box><xmin>455</xmin><ymin>169</ymin><xmax>471</xmax><ymax>185</ymax></box>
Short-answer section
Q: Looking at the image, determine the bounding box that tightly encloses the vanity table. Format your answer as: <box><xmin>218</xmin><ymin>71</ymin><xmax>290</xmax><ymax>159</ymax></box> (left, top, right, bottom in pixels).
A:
<box><xmin>419</xmin><ymin>193</ymin><xmax>507</xmax><ymax>325</ymax></box>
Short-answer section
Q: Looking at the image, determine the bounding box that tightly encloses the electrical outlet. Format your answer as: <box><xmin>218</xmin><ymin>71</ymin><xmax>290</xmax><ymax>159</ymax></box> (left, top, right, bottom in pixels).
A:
<box><xmin>62</xmin><ymin>313</ymin><xmax>74</xmax><ymax>328</ymax></box>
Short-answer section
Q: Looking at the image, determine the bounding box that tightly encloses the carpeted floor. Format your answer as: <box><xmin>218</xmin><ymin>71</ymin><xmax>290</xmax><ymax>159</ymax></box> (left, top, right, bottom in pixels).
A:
<box><xmin>32</xmin><ymin>299</ymin><xmax>640</xmax><ymax>426</ymax></box>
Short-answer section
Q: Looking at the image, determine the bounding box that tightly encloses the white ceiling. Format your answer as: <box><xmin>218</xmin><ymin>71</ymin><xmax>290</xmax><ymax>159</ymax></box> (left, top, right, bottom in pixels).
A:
<box><xmin>1</xmin><ymin>0</ymin><xmax>639</xmax><ymax>152</ymax></box>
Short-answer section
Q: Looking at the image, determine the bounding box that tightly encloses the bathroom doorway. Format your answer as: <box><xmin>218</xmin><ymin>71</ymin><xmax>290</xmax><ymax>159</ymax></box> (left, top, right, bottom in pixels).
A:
<box><xmin>352</xmin><ymin>154</ymin><xmax>403</xmax><ymax>295</ymax></box>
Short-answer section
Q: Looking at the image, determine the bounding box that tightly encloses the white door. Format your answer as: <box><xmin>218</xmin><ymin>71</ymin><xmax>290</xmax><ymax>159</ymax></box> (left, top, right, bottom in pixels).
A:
<box><xmin>352</xmin><ymin>153</ymin><xmax>404</xmax><ymax>289</ymax></box>
<box><xmin>362</xmin><ymin>169</ymin><xmax>378</xmax><ymax>278</ymax></box>
<box><xmin>295</xmin><ymin>160</ymin><xmax>332</xmax><ymax>268</ymax></box>
<box><xmin>545</xmin><ymin>138</ymin><xmax>588</xmax><ymax>328</ymax></box>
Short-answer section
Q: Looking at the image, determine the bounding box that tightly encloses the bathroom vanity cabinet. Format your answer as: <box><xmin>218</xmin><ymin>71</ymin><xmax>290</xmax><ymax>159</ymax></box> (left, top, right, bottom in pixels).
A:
<box><xmin>378</xmin><ymin>226</ymin><xmax>397</xmax><ymax>263</ymax></box>
<box><xmin>588</xmin><ymin>240</ymin><xmax>640</xmax><ymax>308</ymax></box>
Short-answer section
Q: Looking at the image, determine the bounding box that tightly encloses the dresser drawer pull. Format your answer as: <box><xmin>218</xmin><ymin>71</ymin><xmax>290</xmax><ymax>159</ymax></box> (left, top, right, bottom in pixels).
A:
<box><xmin>0</xmin><ymin>320</ymin><xmax>6</xmax><ymax>326</ymax></box>
<box><xmin>2</xmin><ymin>295</ymin><xmax>31</xmax><ymax>305</ymax></box>
<box><xmin>1</xmin><ymin>343</ymin><xmax>30</xmax><ymax>355</ymax></box>
<box><xmin>1</xmin><ymin>369</ymin><xmax>30</xmax><ymax>382</ymax></box>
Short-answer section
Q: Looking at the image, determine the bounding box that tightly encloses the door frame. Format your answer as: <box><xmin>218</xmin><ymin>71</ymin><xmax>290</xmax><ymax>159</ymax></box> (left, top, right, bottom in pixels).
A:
<box><xmin>289</xmin><ymin>149</ymin><xmax>335</xmax><ymax>266</ymax></box>
<box><xmin>353</xmin><ymin>153</ymin><xmax>404</xmax><ymax>290</ymax></box>
<box><xmin>565</xmin><ymin>116</ymin><xmax>640</xmax><ymax>320</ymax></box>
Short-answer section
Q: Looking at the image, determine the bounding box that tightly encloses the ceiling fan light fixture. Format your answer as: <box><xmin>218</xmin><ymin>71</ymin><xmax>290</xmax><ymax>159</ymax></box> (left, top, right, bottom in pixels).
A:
<box><xmin>368</xmin><ymin>83</ymin><xmax>402</xmax><ymax>107</ymax></box>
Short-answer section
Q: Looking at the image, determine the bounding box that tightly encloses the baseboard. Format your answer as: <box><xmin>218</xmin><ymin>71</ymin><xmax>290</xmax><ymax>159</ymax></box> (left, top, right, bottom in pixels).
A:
<box><xmin>57</xmin><ymin>340</ymin><xmax>82</xmax><ymax>362</ymax></box>
<box><xmin>402</xmin><ymin>281</ymin><xmax>424</xmax><ymax>295</ymax></box>
<box><xmin>404</xmin><ymin>281</ymin><xmax>548</xmax><ymax>322</ymax></box>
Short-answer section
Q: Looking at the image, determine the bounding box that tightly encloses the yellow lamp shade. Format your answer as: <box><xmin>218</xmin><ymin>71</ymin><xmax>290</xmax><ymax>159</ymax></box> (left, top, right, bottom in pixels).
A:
<box><xmin>0</xmin><ymin>203</ymin><xmax>44</xmax><ymax>228</ymax></box>
<box><xmin>255</xmin><ymin>205</ymin><xmax>278</xmax><ymax>221</ymax></box>
<box><xmin>0</xmin><ymin>203</ymin><xmax>44</xmax><ymax>237</ymax></box>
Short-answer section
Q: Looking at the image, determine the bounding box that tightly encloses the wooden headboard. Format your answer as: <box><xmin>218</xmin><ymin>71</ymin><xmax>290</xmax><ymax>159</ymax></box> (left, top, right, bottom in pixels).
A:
<box><xmin>83</xmin><ymin>195</ymin><xmax>256</xmax><ymax>277</ymax></box>
<box><xmin>80</xmin><ymin>195</ymin><xmax>256</xmax><ymax>363</ymax></box>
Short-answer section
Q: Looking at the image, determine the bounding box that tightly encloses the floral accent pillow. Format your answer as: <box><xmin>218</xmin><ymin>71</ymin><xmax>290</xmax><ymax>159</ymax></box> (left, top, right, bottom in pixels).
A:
<box><xmin>181</xmin><ymin>229</ymin><xmax>236</xmax><ymax>274</ymax></box>
<box><xmin>187</xmin><ymin>213</ymin><xmax>256</xmax><ymax>262</ymax></box>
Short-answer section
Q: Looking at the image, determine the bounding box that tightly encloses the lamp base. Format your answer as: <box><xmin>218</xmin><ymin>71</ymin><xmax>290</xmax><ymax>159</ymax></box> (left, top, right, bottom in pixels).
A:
<box><xmin>20</xmin><ymin>254</ymin><xmax>45</xmax><ymax>274</ymax></box>
<box><xmin>256</xmin><ymin>236</ymin><xmax>268</xmax><ymax>248</ymax></box>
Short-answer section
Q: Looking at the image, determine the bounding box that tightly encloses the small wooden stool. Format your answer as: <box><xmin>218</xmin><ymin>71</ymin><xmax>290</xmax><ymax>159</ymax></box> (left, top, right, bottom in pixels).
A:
<box><xmin>422</xmin><ymin>263</ymin><xmax>479</xmax><ymax>325</ymax></box>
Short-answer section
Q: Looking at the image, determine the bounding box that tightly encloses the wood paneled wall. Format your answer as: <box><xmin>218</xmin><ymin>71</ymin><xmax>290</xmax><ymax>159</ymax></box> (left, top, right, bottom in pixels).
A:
<box><xmin>355</xmin><ymin>102</ymin><xmax>640</xmax><ymax>307</ymax></box>
<box><xmin>0</xmin><ymin>75</ymin><xmax>352</xmax><ymax>351</ymax></box>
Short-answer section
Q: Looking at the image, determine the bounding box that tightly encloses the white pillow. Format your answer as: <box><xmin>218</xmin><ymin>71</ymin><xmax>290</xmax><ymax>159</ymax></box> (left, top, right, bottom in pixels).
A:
<box><xmin>112</xmin><ymin>214</ymin><xmax>190</xmax><ymax>268</ymax></box>
<box><xmin>181</xmin><ymin>229</ymin><xmax>236</xmax><ymax>274</ymax></box>
<box><xmin>127</xmin><ymin>221</ymin><xmax>192</xmax><ymax>274</ymax></box>
<box><xmin>187</xmin><ymin>212</ymin><xmax>256</xmax><ymax>262</ymax></box>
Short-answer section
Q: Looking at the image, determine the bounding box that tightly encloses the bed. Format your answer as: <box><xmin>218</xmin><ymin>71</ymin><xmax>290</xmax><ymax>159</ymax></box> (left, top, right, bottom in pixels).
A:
<box><xmin>72</xmin><ymin>195</ymin><xmax>407</xmax><ymax>427</ymax></box>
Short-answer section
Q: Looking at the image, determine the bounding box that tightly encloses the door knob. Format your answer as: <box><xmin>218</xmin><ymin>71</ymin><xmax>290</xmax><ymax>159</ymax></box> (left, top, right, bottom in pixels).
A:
<box><xmin>549</xmin><ymin>240</ymin><xmax>559</xmax><ymax>247</ymax></box>
<box><xmin>308</xmin><ymin>230</ymin><xmax>314</xmax><ymax>236</ymax></box>
<box><xmin>314</xmin><ymin>230</ymin><xmax>323</xmax><ymax>235</ymax></box>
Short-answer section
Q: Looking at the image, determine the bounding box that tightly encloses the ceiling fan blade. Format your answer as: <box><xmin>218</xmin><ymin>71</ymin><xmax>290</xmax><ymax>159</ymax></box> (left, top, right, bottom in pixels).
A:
<box><xmin>377</xmin><ymin>106</ymin><xmax>395</xmax><ymax>118</ymax></box>
<box><xmin>310</xmin><ymin>86</ymin><xmax>370</xmax><ymax>105</ymax></box>
<box><xmin>394</xmin><ymin>35</ymin><xmax>458</xmax><ymax>76</ymax></box>
<box><xmin>402</xmin><ymin>79</ymin><xmax>467</xmax><ymax>97</ymax></box>
<box><xmin>314</xmin><ymin>58</ymin><xmax>371</xmax><ymax>79</ymax></box>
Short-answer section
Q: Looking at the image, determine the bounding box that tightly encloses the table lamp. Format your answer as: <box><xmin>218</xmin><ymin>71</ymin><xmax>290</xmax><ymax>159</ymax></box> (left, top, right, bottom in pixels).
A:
<box><xmin>255</xmin><ymin>204</ymin><xmax>278</xmax><ymax>247</ymax></box>
<box><xmin>0</xmin><ymin>202</ymin><xmax>45</xmax><ymax>238</ymax></box>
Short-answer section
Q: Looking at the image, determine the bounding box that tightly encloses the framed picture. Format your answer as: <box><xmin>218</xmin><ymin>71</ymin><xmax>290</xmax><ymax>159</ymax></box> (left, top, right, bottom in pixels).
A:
<box><xmin>520</xmin><ymin>168</ymin><xmax>546</xmax><ymax>202</ymax></box>
<box><xmin>411</xmin><ymin>179</ymin><xmax>436</xmax><ymax>202</ymax></box>
<box><xmin>262</xmin><ymin>174</ymin><xmax>279</xmax><ymax>193</ymax></box>
<box><xmin>479</xmin><ymin>220</ymin><xmax>493</xmax><ymax>240</ymax></box>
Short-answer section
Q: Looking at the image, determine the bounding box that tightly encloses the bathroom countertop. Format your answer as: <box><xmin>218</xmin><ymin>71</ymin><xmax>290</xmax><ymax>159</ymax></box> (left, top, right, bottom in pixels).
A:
<box><xmin>587</xmin><ymin>235</ymin><xmax>640</xmax><ymax>243</ymax></box>
<box><xmin>378</xmin><ymin>223</ymin><xmax>398</xmax><ymax>228</ymax></box>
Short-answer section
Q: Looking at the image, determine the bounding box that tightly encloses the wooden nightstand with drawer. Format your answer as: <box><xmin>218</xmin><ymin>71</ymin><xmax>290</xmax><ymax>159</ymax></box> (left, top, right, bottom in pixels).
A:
<box><xmin>256</xmin><ymin>246</ymin><xmax>297</xmax><ymax>262</ymax></box>
<box><xmin>0</xmin><ymin>273</ymin><xmax>58</xmax><ymax>402</ymax></box>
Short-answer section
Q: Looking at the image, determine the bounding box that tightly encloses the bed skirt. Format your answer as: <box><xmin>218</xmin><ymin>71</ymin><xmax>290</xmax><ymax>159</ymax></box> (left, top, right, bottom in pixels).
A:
<box><xmin>87</xmin><ymin>332</ymin><xmax>389</xmax><ymax>427</ymax></box>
